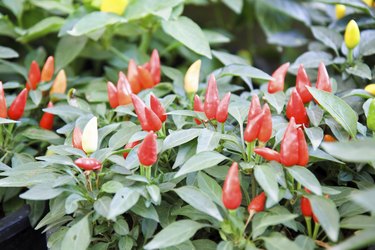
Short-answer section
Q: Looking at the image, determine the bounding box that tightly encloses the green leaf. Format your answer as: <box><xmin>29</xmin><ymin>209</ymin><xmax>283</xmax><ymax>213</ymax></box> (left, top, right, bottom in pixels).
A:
<box><xmin>306</xmin><ymin>103</ymin><xmax>324</xmax><ymax>127</ymax></box>
<box><xmin>114</xmin><ymin>218</ymin><xmax>129</xmax><ymax>235</ymax></box>
<box><xmin>55</xmin><ymin>36</ymin><xmax>88</xmax><ymax>71</ymax></box>
<box><xmin>20</xmin><ymin>183</ymin><xmax>63</xmax><ymax>200</ymax></box>
<box><xmin>29</xmin><ymin>89</ymin><xmax>42</xmax><ymax>106</ymax></box>
<box><xmin>264</xmin><ymin>91</ymin><xmax>286</xmax><ymax>114</ymax></box>
<box><xmin>101</xmin><ymin>181</ymin><xmax>123</xmax><ymax>194</ymax></box>
<box><xmin>17</xmin><ymin>17</ymin><xmax>64</xmax><ymax>43</ymax></box>
<box><xmin>345</xmin><ymin>62</ymin><xmax>372</xmax><ymax>80</ymax></box>
<box><xmin>174</xmin><ymin>186</ymin><xmax>223</xmax><ymax>221</ymax></box>
<box><xmin>22</xmin><ymin>128</ymin><xmax>62</xmax><ymax>144</ymax></box>
<box><xmin>196</xmin><ymin>129</ymin><xmax>221</xmax><ymax>153</ymax></box>
<box><xmin>222</xmin><ymin>0</ymin><xmax>243</xmax><ymax>13</ymax></box>
<box><xmin>219</xmin><ymin>64</ymin><xmax>273</xmax><ymax>80</ymax></box>
<box><xmin>359</xmin><ymin>30</ymin><xmax>375</xmax><ymax>56</ymax></box>
<box><xmin>212</xmin><ymin>50</ymin><xmax>249</xmax><ymax>65</ymax></box>
<box><xmin>203</xmin><ymin>30</ymin><xmax>230</xmax><ymax>45</ymax></box>
<box><xmin>124</xmin><ymin>0</ymin><xmax>183</xmax><ymax>21</ymax></box>
<box><xmin>162</xmin><ymin>128</ymin><xmax>201</xmax><ymax>151</ymax></box>
<box><xmin>0</xmin><ymin>46</ymin><xmax>19</xmax><ymax>59</ymax></box>
<box><xmin>307</xmin><ymin>87</ymin><xmax>358</xmax><ymax>137</ymax></box>
<box><xmin>107</xmin><ymin>187</ymin><xmax>140</xmax><ymax>220</ymax></box>
<box><xmin>261</xmin><ymin>232</ymin><xmax>301</xmax><ymax>250</ymax></box>
<box><xmin>290</xmin><ymin>51</ymin><xmax>333</xmax><ymax>72</ymax></box>
<box><xmin>61</xmin><ymin>215</ymin><xmax>91</xmax><ymax>250</ymax></box>
<box><xmin>294</xmin><ymin>235</ymin><xmax>315</xmax><ymax>250</ymax></box>
<box><xmin>30</xmin><ymin>0</ymin><xmax>74</xmax><ymax>14</ymax></box>
<box><xmin>94</xmin><ymin>196</ymin><xmax>111</xmax><ymax>218</ymax></box>
<box><xmin>174</xmin><ymin>151</ymin><xmax>227</xmax><ymax>178</ymax></box>
<box><xmin>2</xmin><ymin>0</ymin><xmax>24</xmax><ymax>18</ymax></box>
<box><xmin>351</xmin><ymin>187</ymin><xmax>375</xmax><ymax>213</ymax></box>
<box><xmin>108</xmin><ymin>124</ymin><xmax>140</xmax><ymax>149</ymax></box>
<box><xmin>252</xmin><ymin>214</ymin><xmax>298</xmax><ymax>238</ymax></box>
<box><xmin>341</xmin><ymin>215</ymin><xmax>375</xmax><ymax>230</ymax></box>
<box><xmin>304</xmin><ymin>126</ymin><xmax>323</xmax><ymax>150</ymax></box>
<box><xmin>321</xmin><ymin>139</ymin><xmax>375</xmax><ymax>162</ymax></box>
<box><xmin>331</xmin><ymin>228</ymin><xmax>375</xmax><ymax>250</ymax></box>
<box><xmin>162</xmin><ymin>16</ymin><xmax>211</xmax><ymax>58</ymax></box>
<box><xmin>309</xmin><ymin>195</ymin><xmax>340</xmax><ymax>242</ymax></box>
<box><xmin>144</xmin><ymin>220</ymin><xmax>205</xmax><ymax>249</ymax></box>
<box><xmin>131</xmin><ymin>201</ymin><xmax>159</xmax><ymax>222</ymax></box>
<box><xmin>254</xmin><ymin>164</ymin><xmax>279</xmax><ymax>201</ymax></box>
<box><xmin>68</xmin><ymin>12</ymin><xmax>126</xmax><ymax>36</ymax></box>
<box><xmin>287</xmin><ymin>167</ymin><xmax>322</xmax><ymax>195</ymax></box>
<box><xmin>0</xmin><ymin>117</ymin><xmax>19</xmax><ymax>124</ymax></box>
<box><xmin>311</xmin><ymin>26</ymin><xmax>343</xmax><ymax>55</ymax></box>
<box><xmin>197</xmin><ymin>172</ymin><xmax>223</xmax><ymax>207</ymax></box>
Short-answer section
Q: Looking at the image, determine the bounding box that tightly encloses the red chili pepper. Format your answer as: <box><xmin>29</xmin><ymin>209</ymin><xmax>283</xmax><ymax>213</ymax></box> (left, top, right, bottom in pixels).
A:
<box><xmin>286</xmin><ymin>89</ymin><xmax>309</xmax><ymax>126</ymax></box>
<box><xmin>216</xmin><ymin>92</ymin><xmax>231</xmax><ymax>123</ymax></box>
<box><xmin>296</xmin><ymin>64</ymin><xmax>312</xmax><ymax>103</ymax></box>
<box><xmin>74</xmin><ymin>157</ymin><xmax>101</xmax><ymax>171</ymax></box>
<box><xmin>137</xmin><ymin>66</ymin><xmax>154</xmax><ymax>89</ymax></box>
<box><xmin>137</xmin><ymin>131</ymin><xmax>158</xmax><ymax>166</ymax></box>
<box><xmin>150</xmin><ymin>93</ymin><xmax>167</xmax><ymax>122</ymax></box>
<box><xmin>72</xmin><ymin>127</ymin><xmax>83</xmax><ymax>151</ymax></box>
<box><xmin>0</xmin><ymin>81</ymin><xmax>7</xmax><ymax>118</ymax></box>
<box><xmin>117</xmin><ymin>72</ymin><xmax>132</xmax><ymax>105</ymax></box>
<box><xmin>280</xmin><ymin>117</ymin><xmax>299</xmax><ymax>166</ymax></box>
<box><xmin>267</xmin><ymin>62</ymin><xmax>290</xmax><ymax>94</ymax></box>
<box><xmin>248</xmin><ymin>192</ymin><xmax>266</xmax><ymax>213</ymax></box>
<box><xmin>123</xmin><ymin>140</ymin><xmax>140</xmax><ymax>158</ymax></box>
<box><xmin>247</xmin><ymin>95</ymin><xmax>262</xmax><ymax>124</ymax></box>
<box><xmin>107</xmin><ymin>81</ymin><xmax>119</xmax><ymax>109</ymax></box>
<box><xmin>323</xmin><ymin>134</ymin><xmax>336</xmax><ymax>142</ymax></box>
<box><xmin>244</xmin><ymin>111</ymin><xmax>264</xmax><ymax>143</ymax></box>
<box><xmin>301</xmin><ymin>196</ymin><xmax>313</xmax><ymax>217</ymax></box>
<box><xmin>26</xmin><ymin>61</ymin><xmax>41</xmax><ymax>90</ymax></box>
<box><xmin>258</xmin><ymin>104</ymin><xmax>272</xmax><ymax>143</ymax></box>
<box><xmin>149</xmin><ymin>49</ymin><xmax>161</xmax><ymax>85</ymax></box>
<box><xmin>127</xmin><ymin>59</ymin><xmax>142</xmax><ymax>94</ymax></box>
<box><xmin>8</xmin><ymin>89</ymin><xmax>28</xmax><ymax>120</ymax></box>
<box><xmin>204</xmin><ymin>74</ymin><xmax>219</xmax><ymax>120</ymax></box>
<box><xmin>193</xmin><ymin>94</ymin><xmax>204</xmax><ymax>125</ymax></box>
<box><xmin>144</xmin><ymin>106</ymin><xmax>162</xmax><ymax>132</ymax></box>
<box><xmin>39</xmin><ymin>102</ymin><xmax>54</xmax><ymax>130</ymax></box>
<box><xmin>315</xmin><ymin>62</ymin><xmax>332</xmax><ymax>93</ymax></box>
<box><xmin>254</xmin><ymin>147</ymin><xmax>281</xmax><ymax>162</ymax></box>
<box><xmin>222</xmin><ymin>162</ymin><xmax>242</xmax><ymax>210</ymax></box>
<box><xmin>297</xmin><ymin>128</ymin><xmax>309</xmax><ymax>166</ymax></box>
<box><xmin>41</xmin><ymin>56</ymin><xmax>54</xmax><ymax>82</ymax></box>
<box><xmin>131</xmin><ymin>94</ymin><xmax>151</xmax><ymax>131</ymax></box>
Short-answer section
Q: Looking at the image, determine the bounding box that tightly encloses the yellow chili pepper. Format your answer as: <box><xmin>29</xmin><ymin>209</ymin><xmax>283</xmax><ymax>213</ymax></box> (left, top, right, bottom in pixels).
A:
<box><xmin>363</xmin><ymin>0</ymin><xmax>373</xmax><ymax>7</ymax></box>
<box><xmin>344</xmin><ymin>19</ymin><xmax>360</xmax><ymax>50</ymax></box>
<box><xmin>335</xmin><ymin>4</ymin><xmax>346</xmax><ymax>19</ymax></box>
<box><xmin>184</xmin><ymin>60</ymin><xmax>201</xmax><ymax>94</ymax></box>
<box><xmin>365</xmin><ymin>84</ymin><xmax>375</xmax><ymax>95</ymax></box>
<box><xmin>100</xmin><ymin>0</ymin><xmax>129</xmax><ymax>15</ymax></box>
<box><xmin>50</xmin><ymin>70</ymin><xmax>67</xmax><ymax>95</ymax></box>
<box><xmin>82</xmin><ymin>117</ymin><xmax>98</xmax><ymax>154</ymax></box>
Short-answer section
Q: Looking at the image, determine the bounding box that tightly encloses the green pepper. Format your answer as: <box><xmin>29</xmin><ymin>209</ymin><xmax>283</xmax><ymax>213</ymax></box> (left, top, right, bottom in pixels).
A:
<box><xmin>367</xmin><ymin>98</ymin><xmax>375</xmax><ymax>132</ymax></box>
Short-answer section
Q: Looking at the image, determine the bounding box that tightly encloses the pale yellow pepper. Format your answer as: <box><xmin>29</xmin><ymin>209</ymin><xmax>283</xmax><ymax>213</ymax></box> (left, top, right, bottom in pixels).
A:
<box><xmin>184</xmin><ymin>60</ymin><xmax>201</xmax><ymax>94</ymax></box>
<box><xmin>344</xmin><ymin>20</ymin><xmax>360</xmax><ymax>50</ymax></box>
<box><xmin>100</xmin><ymin>0</ymin><xmax>129</xmax><ymax>15</ymax></box>
<box><xmin>335</xmin><ymin>4</ymin><xmax>346</xmax><ymax>19</ymax></box>
<box><xmin>365</xmin><ymin>84</ymin><xmax>375</xmax><ymax>95</ymax></box>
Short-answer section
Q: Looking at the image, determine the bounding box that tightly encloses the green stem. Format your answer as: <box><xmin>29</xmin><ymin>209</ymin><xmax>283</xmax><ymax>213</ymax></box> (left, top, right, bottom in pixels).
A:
<box><xmin>3</xmin><ymin>123</ymin><xmax>15</xmax><ymax>148</ymax></box>
<box><xmin>0</xmin><ymin>125</ymin><xmax>3</xmax><ymax>147</ymax></box>
<box><xmin>221</xmin><ymin>122</ymin><xmax>225</xmax><ymax>134</ymax></box>
<box><xmin>146</xmin><ymin>166</ymin><xmax>152</xmax><ymax>181</ymax></box>
<box><xmin>139</xmin><ymin>30</ymin><xmax>151</xmax><ymax>54</ymax></box>
<box><xmin>305</xmin><ymin>216</ymin><xmax>312</xmax><ymax>237</ymax></box>
<box><xmin>109</xmin><ymin>46</ymin><xmax>130</xmax><ymax>63</ymax></box>
<box><xmin>251</xmin><ymin>172</ymin><xmax>257</xmax><ymax>199</ymax></box>
<box><xmin>313</xmin><ymin>223</ymin><xmax>320</xmax><ymax>240</ymax></box>
<box><xmin>347</xmin><ymin>48</ymin><xmax>353</xmax><ymax>65</ymax></box>
<box><xmin>140</xmin><ymin>165</ymin><xmax>145</xmax><ymax>176</ymax></box>
<box><xmin>246</xmin><ymin>141</ymin><xmax>255</xmax><ymax>162</ymax></box>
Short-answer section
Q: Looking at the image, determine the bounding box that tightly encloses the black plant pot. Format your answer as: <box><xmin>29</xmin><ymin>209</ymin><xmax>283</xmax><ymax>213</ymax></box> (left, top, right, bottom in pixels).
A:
<box><xmin>0</xmin><ymin>205</ymin><xmax>47</xmax><ymax>250</ymax></box>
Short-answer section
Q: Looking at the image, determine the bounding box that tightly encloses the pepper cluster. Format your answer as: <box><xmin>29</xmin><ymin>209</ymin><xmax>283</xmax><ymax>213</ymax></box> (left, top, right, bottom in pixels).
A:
<box><xmin>0</xmin><ymin>81</ymin><xmax>28</xmax><ymax>121</ymax></box>
<box><xmin>193</xmin><ymin>74</ymin><xmax>231</xmax><ymax>124</ymax></box>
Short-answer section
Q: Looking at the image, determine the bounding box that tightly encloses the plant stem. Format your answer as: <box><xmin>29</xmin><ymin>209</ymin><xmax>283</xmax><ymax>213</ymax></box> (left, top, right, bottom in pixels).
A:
<box><xmin>140</xmin><ymin>30</ymin><xmax>151</xmax><ymax>54</ymax></box>
<box><xmin>251</xmin><ymin>172</ymin><xmax>257</xmax><ymax>199</ymax></box>
<box><xmin>305</xmin><ymin>216</ymin><xmax>312</xmax><ymax>237</ymax></box>
<box><xmin>313</xmin><ymin>223</ymin><xmax>320</xmax><ymax>240</ymax></box>
<box><xmin>140</xmin><ymin>165</ymin><xmax>145</xmax><ymax>176</ymax></box>
<box><xmin>347</xmin><ymin>49</ymin><xmax>353</xmax><ymax>65</ymax></box>
<box><xmin>246</xmin><ymin>141</ymin><xmax>255</xmax><ymax>162</ymax></box>
<box><xmin>221</xmin><ymin>122</ymin><xmax>225</xmax><ymax>134</ymax></box>
<box><xmin>109</xmin><ymin>46</ymin><xmax>130</xmax><ymax>63</ymax></box>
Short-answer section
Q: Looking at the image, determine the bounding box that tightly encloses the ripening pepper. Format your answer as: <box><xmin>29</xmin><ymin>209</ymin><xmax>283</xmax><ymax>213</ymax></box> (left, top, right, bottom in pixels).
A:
<box><xmin>39</xmin><ymin>102</ymin><xmax>54</xmax><ymax>130</ymax></box>
<box><xmin>367</xmin><ymin>98</ymin><xmax>375</xmax><ymax>132</ymax></box>
<box><xmin>150</xmin><ymin>93</ymin><xmax>167</xmax><ymax>122</ymax></box>
<box><xmin>248</xmin><ymin>95</ymin><xmax>262</xmax><ymax>122</ymax></box>
<box><xmin>184</xmin><ymin>60</ymin><xmax>201</xmax><ymax>94</ymax></box>
<box><xmin>193</xmin><ymin>95</ymin><xmax>204</xmax><ymax>125</ymax></box>
<box><xmin>74</xmin><ymin>157</ymin><xmax>102</xmax><ymax>171</ymax></box>
<box><xmin>258</xmin><ymin>104</ymin><xmax>272</xmax><ymax>143</ymax></box>
<box><xmin>72</xmin><ymin>127</ymin><xmax>83</xmax><ymax>151</ymax></box>
<box><xmin>107</xmin><ymin>81</ymin><xmax>119</xmax><ymax>108</ymax></box>
<box><xmin>204</xmin><ymin>74</ymin><xmax>219</xmax><ymax>120</ymax></box>
<box><xmin>8</xmin><ymin>89</ymin><xmax>28</xmax><ymax>120</ymax></box>
<box><xmin>137</xmin><ymin>66</ymin><xmax>154</xmax><ymax>89</ymax></box>
<box><xmin>216</xmin><ymin>92</ymin><xmax>231</xmax><ymax>123</ymax></box>
<box><xmin>365</xmin><ymin>84</ymin><xmax>375</xmax><ymax>95</ymax></box>
<box><xmin>137</xmin><ymin>131</ymin><xmax>158</xmax><ymax>166</ymax></box>
<box><xmin>363</xmin><ymin>0</ymin><xmax>373</xmax><ymax>6</ymax></box>
<box><xmin>41</xmin><ymin>56</ymin><xmax>54</xmax><ymax>82</ymax></box>
<box><xmin>335</xmin><ymin>4</ymin><xmax>346</xmax><ymax>19</ymax></box>
<box><xmin>324</xmin><ymin>134</ymin><xmax>336</xmax><ymax>142</ymax></box>
<box><xmin>0</xmin><ymin>81</ymin><xmax>7</xmax><ymax>118</ymax></box>
<box><xmin>248</xmin><ymin>192</ymin><xmax>266</xmax><ymax>214</ymax></box>
<box><xmin>222</xmin><ymin>162</ymin><xmax>242</xmax><ymax>210</ymax></box>
<box><xmin>297</xmin><ymin>128</ymin><xmax>309</xmax><ymax>166</ymax></box>
<box><xmin>344</xmin><ymin>20</ymin><xmax>360</xmax><ymax>50</ymax></box>
<box><xmin>123</xmin><ymin>140</ymin><xmax>140</xmax><ymax>158</ymax></box>
<box><xmin>315</xmin><ymin>62</ymin><xmax>332</xmax><ymax>93</ymax></box>
<box><xmin>144</xmin><ymin>106</ymin><xmax>162</xmax><ymax>132</ymax></box>
<box><xmin>301</xmin><ymin>197</ymin><xmax>313</xmax><ymax>218</ymax></box>
<box><xmin>244</xmin><ymin>111</ymin><xmax>264</xmax><ymax>143</ymax></box>
<box><xmin>127</xmin><ymin>59</ymin><xmax>142</xmax><ymax>94</ymax></box>
<box><xmin>149</xmin><ymin>49</ymin><xmax>161</xmax><ymax>84</ymax></box>
<box><xmin>26</xmin><ymin>61</ymin><xmax>41</xmax><ymax>90</ymax></box>
<box><xmin>286</xmin><ymin>89</ymin><xmax>309</xmax><ymax>126</ymax></box>
<box><xmin>117</xmin><ymin>72</ymin><xmax>133</xmax><ymax>105</ymax></box>
<box><xmin>296</xmin><ymin>64</ymin><xmax>313</xmax><ymax>103</ymax></box>
<box><xmin>267</xmin><ymin>62</ymin><xmax>290</xmax><ymax>94</ymax></box>
<box><xmin>100</xmin><ymin>0</ymin><xmax>129</xmax><ymax>15</ymax></box>
<box><xmin>82</xmin><ymin>117</ymin><xmax>98</xmax><ymax>154</ymax></box>
<box><xmin>253</xmin><ymin>147</ymin><xmax>280</xmax><ymax>162</ymax></box>
<box><xmin>50</xmin><ymin>70</ymin><xmax>67</xmax><ymax>95</ymax></box>
<box><xmin>131</xmin><ymin>94</ymin><xmax>149</xmax><ymax>130</ymax></box>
